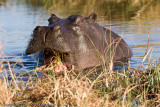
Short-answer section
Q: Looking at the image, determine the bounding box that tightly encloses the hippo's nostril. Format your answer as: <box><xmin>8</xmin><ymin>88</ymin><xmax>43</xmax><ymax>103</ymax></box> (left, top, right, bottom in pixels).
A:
<box><xmin>48</xmin><ymin>18</ymin><xmax>51</xmax><ymax>22</ymax></box>
<box><xmin>35</xmin><ymin>26</ymin><xmax>42</xmax><ymax>32</ymax></box>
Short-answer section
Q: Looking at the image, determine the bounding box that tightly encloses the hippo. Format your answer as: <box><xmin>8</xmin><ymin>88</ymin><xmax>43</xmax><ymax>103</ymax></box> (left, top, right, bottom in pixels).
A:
<box><xmin>25</xmin><ymin>12</ymin><xmax>133</xmax><ymax>71</ymax></box>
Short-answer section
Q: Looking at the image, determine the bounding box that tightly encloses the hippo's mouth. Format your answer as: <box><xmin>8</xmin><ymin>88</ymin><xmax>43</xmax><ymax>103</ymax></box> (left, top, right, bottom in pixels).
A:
<box><xmin>43</xmin><ymin>48</ymin><xmax>64</xmax><ymax>65</ymax></box>
<box><xmin>41</xmin><ymin>49</ymin><xmax>71</xmax><ymax>73</ymax></box>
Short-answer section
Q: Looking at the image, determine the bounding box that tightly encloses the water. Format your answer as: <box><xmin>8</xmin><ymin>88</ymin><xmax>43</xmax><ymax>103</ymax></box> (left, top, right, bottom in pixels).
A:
<box><xmin>0</xmin><ymin>0</ymin><xmax>160</xmax><ymax>74</ymax></box>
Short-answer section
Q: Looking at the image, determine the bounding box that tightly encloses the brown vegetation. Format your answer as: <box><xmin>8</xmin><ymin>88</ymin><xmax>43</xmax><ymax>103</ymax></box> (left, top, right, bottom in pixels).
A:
<box><xmin>0</xmin><ymin>47</ymin><xmax>160</xmax><ymax>106</ymax></box>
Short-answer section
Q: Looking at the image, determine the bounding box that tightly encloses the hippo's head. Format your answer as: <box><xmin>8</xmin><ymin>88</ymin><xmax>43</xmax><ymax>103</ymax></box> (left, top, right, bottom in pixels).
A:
<box><xmin>25</xmin><ymin>12</ymin><xmax>98</xmax><ymax>55</ymax></box>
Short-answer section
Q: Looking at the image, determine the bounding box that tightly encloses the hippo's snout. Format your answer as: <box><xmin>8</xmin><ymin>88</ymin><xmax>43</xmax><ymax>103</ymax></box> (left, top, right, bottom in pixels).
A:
<box><xmin>25</xmin><ymin>38</ymin><xmax>45</xmax><ymax>55</ymax></box>
<box><xmin>25</xmin><ymin>48</ymin><xmax>32</xmax><ymax>55</ymax></box>
<box><xmin>25</xmin><ymin>42</ymin><xmax>35</xmax><ymax>55</ymax></box>
<box><xmin>25</xmin><ymin>26</ymin><xmax>49</xmax><ymax>55</ymax></box>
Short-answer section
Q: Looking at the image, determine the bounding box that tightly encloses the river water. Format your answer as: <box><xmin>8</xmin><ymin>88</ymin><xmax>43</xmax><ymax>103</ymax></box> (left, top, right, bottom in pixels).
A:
<box><xmin>0</xmin><ymin>0</ymin><xmax>160</xmax><ymax>74</ymax></box>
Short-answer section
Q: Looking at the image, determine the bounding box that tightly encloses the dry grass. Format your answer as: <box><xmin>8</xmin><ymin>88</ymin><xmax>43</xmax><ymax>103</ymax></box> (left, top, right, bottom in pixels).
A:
<box><xmin>0</xmin><ymin>46</ymin><xmax>160</xmax><ymax>106</ymax></box>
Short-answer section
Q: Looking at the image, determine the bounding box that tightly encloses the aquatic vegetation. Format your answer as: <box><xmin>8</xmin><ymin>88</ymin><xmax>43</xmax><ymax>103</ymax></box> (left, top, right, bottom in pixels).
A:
<box><xmin>24</xmin><ymin>0</ymin><xmax>160</xmax><ymax>21</ymax></box>
<box><xmin>0</xmin><ymin>1</ymin><xmax>7</xmax><ymax>6</ymax></box>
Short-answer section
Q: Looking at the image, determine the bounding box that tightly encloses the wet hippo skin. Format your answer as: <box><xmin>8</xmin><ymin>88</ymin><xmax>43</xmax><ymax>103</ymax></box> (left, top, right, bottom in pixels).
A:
<box><xmin>25</xmin><ymin>12</ymin><xmax>133</xmax><ymax>71</ymax></box>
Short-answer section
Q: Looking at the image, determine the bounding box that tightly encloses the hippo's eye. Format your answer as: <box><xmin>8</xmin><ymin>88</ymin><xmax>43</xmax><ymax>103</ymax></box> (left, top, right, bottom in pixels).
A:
<box><xmin>54</xmin><ymin>26</ymin><xmax>60</xmax><ymax>31</ymax></box>
<box><xmin>50</xmin><ymin>26</ymin><xmax>60</xmax><ymax>31</ymax></box>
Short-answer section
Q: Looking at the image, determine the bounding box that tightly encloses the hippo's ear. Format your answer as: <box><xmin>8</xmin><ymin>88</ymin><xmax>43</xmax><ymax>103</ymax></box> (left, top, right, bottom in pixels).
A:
<box><xmin>48</xmin><ymin>14</ymin><xmax>61</xmax><ymax>25</ymax></box>
<box><xmin>86</xmin><ymin>11</ymin><xmax>97</xmax><ymax>23</ymax></box>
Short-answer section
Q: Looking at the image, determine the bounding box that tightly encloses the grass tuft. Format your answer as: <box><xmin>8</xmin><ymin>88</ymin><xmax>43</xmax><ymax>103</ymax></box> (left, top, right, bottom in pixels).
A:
<box><xmin>0</xmin><ymin>46</ymin><xmax>160</xmax><ymax>106</ymax></box>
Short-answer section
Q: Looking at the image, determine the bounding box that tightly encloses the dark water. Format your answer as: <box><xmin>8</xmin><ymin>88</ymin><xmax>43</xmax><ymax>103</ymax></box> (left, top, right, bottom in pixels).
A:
<box><xmin>0</xmin><ymin>0</ymin><xmax>160</xmax><ymax>75</ymax></box>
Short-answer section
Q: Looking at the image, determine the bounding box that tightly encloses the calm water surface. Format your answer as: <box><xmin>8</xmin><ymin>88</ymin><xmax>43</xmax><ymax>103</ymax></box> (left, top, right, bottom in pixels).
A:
<box><xmin>0</xmin><ymin>0</ymin><xmax>160</xmax><ymax>74</ymax></box>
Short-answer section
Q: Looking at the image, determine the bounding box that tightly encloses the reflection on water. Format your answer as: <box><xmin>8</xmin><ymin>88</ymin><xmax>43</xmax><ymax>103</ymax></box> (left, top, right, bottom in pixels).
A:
<box><xmin>0</xmin><ymin>0</ymin><xmax>160</xmax><ymax>74</ymax></box>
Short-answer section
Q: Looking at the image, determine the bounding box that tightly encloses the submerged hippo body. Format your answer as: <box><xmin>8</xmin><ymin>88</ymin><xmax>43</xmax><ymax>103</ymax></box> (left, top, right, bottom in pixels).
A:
<box><xmin>26</xmin><ymin>12</ymin><xmax>133</xmax><ymax>71</ymax></box>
